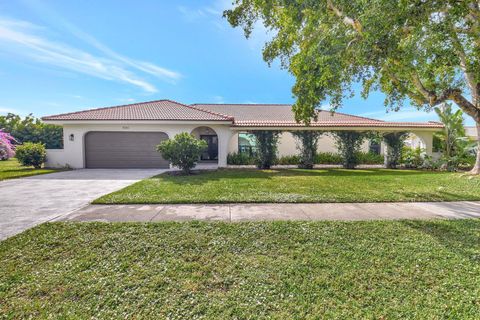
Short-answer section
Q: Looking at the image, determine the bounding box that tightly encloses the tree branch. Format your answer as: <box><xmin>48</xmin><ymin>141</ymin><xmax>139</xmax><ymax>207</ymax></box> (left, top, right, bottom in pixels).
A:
<box><xmin>326</xmin><ymin>0</ymin><xmax>363</xmax><ymax>33</ymax></box>
<box><xmin>450</xmin><ymin>30</ymin><xmax>479</xmax><ymax>105</ymax></box>
<box><xmin>411</xmin><ymin>73</ymin><xmax>437</xmax><ymax>105</ymax></box>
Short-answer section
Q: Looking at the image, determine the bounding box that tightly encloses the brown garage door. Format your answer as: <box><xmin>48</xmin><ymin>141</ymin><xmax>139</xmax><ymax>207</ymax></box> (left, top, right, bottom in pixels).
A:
<box><xmin>85</xmin><ymin>131</ymin><xmax>169</xmax><ymax>168</ymax></box>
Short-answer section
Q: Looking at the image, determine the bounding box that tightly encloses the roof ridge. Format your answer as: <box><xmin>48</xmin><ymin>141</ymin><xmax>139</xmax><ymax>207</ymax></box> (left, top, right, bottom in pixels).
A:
<box><xmin>191</xmin><ymin>103</ymin><xmax>292</xmax><ymax>106</ymax></box>
<box><xmin>41</xmin><ymin>99</ymin><xmax>185</xmax><ymax>120</ymax></box>
<box><xmin>318</xmin><ymin>109</ymin><xmax>385</xmax><ymax>122</ymax></box>
<box><xmin>188</xmin><ymin>104</ymin><xmax>234</xmax><ymax>120</ymax></box>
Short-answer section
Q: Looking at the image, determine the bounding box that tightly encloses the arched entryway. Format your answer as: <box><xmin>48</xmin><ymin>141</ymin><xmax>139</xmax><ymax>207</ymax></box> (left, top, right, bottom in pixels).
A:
<box><xmin>191</xmin><ymin>126</ymin><xmax>218</xmax><ymax>162</ymax></box>
<box><xmin>404</xmin><ymin>132</ymin><xmax>427</xmax><ymax>151</ymax></box>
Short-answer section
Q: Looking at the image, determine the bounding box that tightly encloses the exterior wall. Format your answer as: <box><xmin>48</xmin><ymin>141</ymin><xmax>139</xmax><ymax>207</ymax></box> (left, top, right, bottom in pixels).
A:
<box><xmin>465</xmin><ymin>126</ymin><xmax>479</xmax><ymax>139</ymax></box>
<box><xmin>278</xmin><ymin>132</ymin><xmax>344</xmax><ymax>156</ymax></box>
<box><xmin>46</xmin><ymin>123</ymin><xmax>436</xmax><ymax>169</ymax></box>
<box><xmin>409</xmin><ymin>131</ymin><xmax>434</xmax><ymax>156</ymax></box>
<box><xmin>46</xmin><ymin>123</ymin><xmax>233</xmax><ymax>168</ymax></box>
<box><xmin>232</xmin><ymin>131</ymin><xmax>372</xmax><ymax>157</ymax></box>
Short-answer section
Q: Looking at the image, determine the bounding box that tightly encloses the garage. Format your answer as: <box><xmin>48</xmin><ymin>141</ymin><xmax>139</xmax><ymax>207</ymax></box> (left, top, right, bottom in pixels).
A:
<box><xmin>85</xmin><ymin>131</ymin><xmax>170</xmax><ymax>168</ymax></box>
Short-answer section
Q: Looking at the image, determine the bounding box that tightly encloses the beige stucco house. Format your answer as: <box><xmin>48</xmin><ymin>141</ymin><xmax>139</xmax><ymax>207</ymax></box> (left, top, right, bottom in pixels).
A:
<box><xmin>42</xmin><ymin>99</ymin><xmax>443</xmax><ymax>169</ymax></box>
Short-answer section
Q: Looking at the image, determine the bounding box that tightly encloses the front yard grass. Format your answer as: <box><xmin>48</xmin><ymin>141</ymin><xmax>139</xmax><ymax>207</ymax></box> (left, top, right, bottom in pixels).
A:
<box><xmin>94</xmin><ymin>168</ymin><xmax>480</xmax><ymax>204</ymax></box>
<box><xmin>1</xmin><ymin>220</ymin><xmax>479</xmax><ymax>318</ymax></box>
<box><xmin>0</xmin><ymin>158</ymin><xmax>59</xmax><ymax>181</ymax></box>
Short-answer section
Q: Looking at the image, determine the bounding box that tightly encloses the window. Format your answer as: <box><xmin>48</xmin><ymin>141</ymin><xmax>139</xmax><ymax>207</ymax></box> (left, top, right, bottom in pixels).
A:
<box><xmin>368</xmin><ymin>140</ymin><xmax>381</xmax><ymax>154</ymax></box>
<box><xmin>238</xmin><ymin>132</ymin><xmax>257</xmax><ymax>156</ymax></box>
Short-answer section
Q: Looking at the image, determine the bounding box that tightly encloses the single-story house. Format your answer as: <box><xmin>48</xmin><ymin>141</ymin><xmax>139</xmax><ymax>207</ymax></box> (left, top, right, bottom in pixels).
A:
<box><xmin>42</xmin><ymin>99</ymin><xmax>443</xmax><ymax>169</ymax></box>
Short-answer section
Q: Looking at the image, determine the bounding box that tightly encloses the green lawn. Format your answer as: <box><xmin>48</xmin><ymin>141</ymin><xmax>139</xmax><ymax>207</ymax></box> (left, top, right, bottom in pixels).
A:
<box><xmin>0</xmin><ymin>158</ymin><xmax>59</xmax><ymax>181</ymax></box>
<box><xmin>94</xmin><ymin>168</ymin><xmax>480</xmax><ymax>204</ymax></box>
<box><xmin>1</xmin><ymin>220</ymin><xmax>479</xmax><ymax>318</ymax></box>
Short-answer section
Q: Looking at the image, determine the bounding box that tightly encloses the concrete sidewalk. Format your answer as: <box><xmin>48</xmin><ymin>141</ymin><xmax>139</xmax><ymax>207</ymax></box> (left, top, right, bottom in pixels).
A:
<box><xmin>56</xmin><ymin>201</ymin><xmax>480</xmax><ymax>222</ymax></box>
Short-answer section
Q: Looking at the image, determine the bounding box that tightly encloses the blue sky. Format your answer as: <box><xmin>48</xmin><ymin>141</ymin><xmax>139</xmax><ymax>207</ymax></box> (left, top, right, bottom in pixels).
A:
<box><xmin>0</xmin><ymin>0</ymin><xmax>474</xmax><ymax>125</ymax></box>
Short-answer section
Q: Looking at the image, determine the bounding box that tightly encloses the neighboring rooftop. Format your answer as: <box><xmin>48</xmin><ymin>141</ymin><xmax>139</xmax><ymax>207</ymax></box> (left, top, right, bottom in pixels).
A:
<box><xmin>42</xmin><ymin>99</ymin><xmax>444</xmax><ymax>128</ymax></box>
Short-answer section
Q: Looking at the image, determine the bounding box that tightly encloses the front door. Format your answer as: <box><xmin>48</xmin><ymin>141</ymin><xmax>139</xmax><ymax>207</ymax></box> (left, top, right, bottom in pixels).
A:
<box><xmin>200</xmin><ymin>135</ymin><xmax>218</xmax><ymax>161</ymax></box>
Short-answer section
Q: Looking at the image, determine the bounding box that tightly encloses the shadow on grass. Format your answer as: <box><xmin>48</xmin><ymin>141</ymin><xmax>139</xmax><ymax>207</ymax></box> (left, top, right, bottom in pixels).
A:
<box><xmin>403</xmin><ymin>219</ymin><xmax>480</xmax><ymax>263</ymax></box>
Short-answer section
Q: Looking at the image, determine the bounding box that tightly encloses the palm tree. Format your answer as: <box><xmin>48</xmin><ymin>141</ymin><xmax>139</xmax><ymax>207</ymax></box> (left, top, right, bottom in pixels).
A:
<box><xmin>434</xmin><ymin>103</ymin><xmax>466</xmax><ymax>158</ymax></box>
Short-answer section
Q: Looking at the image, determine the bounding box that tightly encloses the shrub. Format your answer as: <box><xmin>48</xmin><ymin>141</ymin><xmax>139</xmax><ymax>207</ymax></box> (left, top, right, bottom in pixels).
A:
<box><xmin>314</xmin><ymin>152</ymin><xmax>343</xmax><ymax>164</ymax></box>
<box><xmin>156</xmin><ymin>133</ymin><xmax>207</xmax><ymax>174</ymax></box>
<box><xmin>332</xmin><ymin>131</ymin><xmax>369</xmax><ymax>169</ymax></box>
<box><xmin>383</xmin><ymin>132</ymin><xmax>408</xmax><ymax>169</ymax></box>
<box><xmin>227</xmin><ymin>152</ymin><xmax>256</xmax><ymax>165</ymax></box>
<box><xmin>276</xmin><ymin>155</ymin><xmax>300</xmax><ymax>165</ymax></box>
<box><xmin>292</xmin><ymin>131</ymin><xmax>323</xmax><ymax>169</ymax></box>
<box><xmin>15</xmin><ymin>142</ymin><xmax>46</xmax><ymax>169</ymax></box>
<box><xmin>0</xmin><ymin>129</ymin><xmax>16</xmax><ymax>160</ymax></box>
<box><xmin>0</xmin><ymin>113</ymin><xmax>63</xmax><ymax>149</ymax></box>
<box><xmin>401</xmin><ymin>146</ymin><xmax>424</xmax><ymax>168</ymax></box>
<box><xmin>356</xmin><ymin>152</ymin><xmax>384</xmax><ymax>165</ymax></box>
<box><xmin>250</xmin><ymin>130</ymin><xmax>281</xmax><ymax>169</ymax></box>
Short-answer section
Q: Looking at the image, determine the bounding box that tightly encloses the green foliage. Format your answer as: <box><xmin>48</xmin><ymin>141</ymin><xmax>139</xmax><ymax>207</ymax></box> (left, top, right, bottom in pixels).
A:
<box><xmin>292</xmin><ymin>131</ymin><xmax>323</xmax><ymax>169</ymax></box>
<box><xmin>156</xmin><ymin>132</ymin><xmax>207</xmax><ymax>174</ymax></box>
<box><xmin>0</xmin><ymin>113</ymin><xmax>63</xmax><ymax>149</ymax></box>
<box><xmin>332</xmin><ymin>131</ymin><xmax>369</xmax><ymax>169</ymax></box>
<box><xmin>227</xmin><ymin>152</ymin><xmax>256</xmax><ymax>165</ymax></box>
<box><xmin>224</xmin><ymin>1</ymin><xmax>480</xmax><ymax>120</ymax></box>
<box><xmin>228</xmin><ymin>152</ymin><xmax>383</xmax><ymax>166</ymax></box>
<box><xmin>434</xmin><ymin>104</ymin><xmax>466</xmax><ymax>158</ymax></box>
<box><xmin>15</xmin><ymin>142</ymin><xmax>47</xmax><ymax>169</ymax></box>
<box><xmin>383</xmin><ymin>132</ymin><xmax>408</xmax><ymax>169</ymax></box>
<box><xmin>277</xmin><ymin>155</ymin><xmax>300</xmax><ymax>165</ymax></box>
<box><xmin>250</xmin><ymin>130</ymin><xmax>281</xmax><ymax>169</ymax></box>
<box><xmin>314</xmin><ymin>152</ymin><xmax>343</xmax><ymax>164</ymax></box>
<box><xmin>224</xmin><ymin>1</ymin><xmax>480</xmax><ymax>172</ymax></box>
<box><xmin>401</xmin><ymin>147</ymin><xmax>424</xmax><ymax>169</ymax></box>
<box><xmin>356</xmin><ymin>152</ymin><xmax>384</xmax><ymax>165</ymax></box>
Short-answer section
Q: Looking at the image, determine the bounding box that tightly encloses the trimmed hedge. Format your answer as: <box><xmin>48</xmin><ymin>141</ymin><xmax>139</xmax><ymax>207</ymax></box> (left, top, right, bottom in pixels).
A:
<box><xmin>228</xmin><ymin>152</ymin><xmax>384</xmax><ymax>165</ymax></box>
<box><xmin>227</xmin><ymin>152</ymin><xmax>256</xmax><ymax>165</ymax></box>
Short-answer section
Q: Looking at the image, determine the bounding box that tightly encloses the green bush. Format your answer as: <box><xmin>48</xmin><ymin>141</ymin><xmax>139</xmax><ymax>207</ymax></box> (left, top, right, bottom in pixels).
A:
<box><xmin>15</xmin><ymin>142</ymin><xmax>46</xmax><ymax>169</ymax></box>
<box><xmin>156</xmin><ymin>133</ymin><xmax>207</xmax><ymax>174</ymax></box>
<box><xmin>0</xmin><ymin>113</ymin><xmax>63</xmax><ymax>149</ymax></box>
<box><xmin>401</xmin><ymin>147</ymin><xmax>424</xmax><ymax>168</ymax></box>
<box><xmin>228</xmin><ymin>151</ymin><xmax>384</xmax><ymax>166</ymax></box>
<box><xmin>332</xmin><ymin>131</ymin><xmax>370</xmax><ymax>169</ymax></box>
<box><xmin>227</xmin><ymin>152</ymin><xmax>256</xmax><ymax>165</ymax></box>
<box><xmin>383</xmin><ymin>132</ymin><xmax>408</xmax><ymax>168</ymax></box>
<box><xmin>250</xmin><ymin>131</ymin><xmax>281</xmax><ymax>169</ymax></box>
<box><xmin>356</xmin><ymin>152</ymin><xmax>384</xmax><ymax>165</ymax></box>
<box><xmin>314</xmin><ymin>152</ymin><xmax>343</xmax><ymax>164</ymax></box>
<box><xmin>276</xmin><ymin>155</ymin><xmax>300</xmax><ymax>165</ymax></box>
<box><xmin>292</xmin><ymin>131</ymin><xmax>323</xmax><ymax>169</ymax></box>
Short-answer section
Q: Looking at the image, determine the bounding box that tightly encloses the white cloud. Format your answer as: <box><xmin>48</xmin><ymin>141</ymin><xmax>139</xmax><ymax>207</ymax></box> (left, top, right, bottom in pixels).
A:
<box><xmin>0</xmin><ymin>16</ymin><xmax>181</xmax><ymax>92</ymax></box>
<box><xmin>212</xmin><ymin>95</ymin><xmax>225</xmax><ymax>103</ymax></box>
<box><xmin>0</xmin><ymin>106</ymin><xmax>23</xmax><ymax>115</ymax></box>
<box><xmin>178</xmin><ymin>1</ymin><xmax>273</xmax><ymax>51</ymax></box>
<box><xmin>19</xmin><ymin>0</ymin><xmax>182</xmax><ymax>83</ymax></box>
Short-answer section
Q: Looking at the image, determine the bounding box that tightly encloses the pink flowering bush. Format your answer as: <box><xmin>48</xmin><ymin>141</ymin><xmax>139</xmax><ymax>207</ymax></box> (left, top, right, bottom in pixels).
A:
<box><xmin>0</xmin><ymin>129</ymin><xmax>16</xmax><ymax>160</ymax></box>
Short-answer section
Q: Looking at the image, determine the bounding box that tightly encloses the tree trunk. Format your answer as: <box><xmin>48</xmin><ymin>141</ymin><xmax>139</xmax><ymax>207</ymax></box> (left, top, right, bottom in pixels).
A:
<box><xmin>470</xmin><ymin>121</ymin><xmax>480</xmax><ymax>175</ymax></box>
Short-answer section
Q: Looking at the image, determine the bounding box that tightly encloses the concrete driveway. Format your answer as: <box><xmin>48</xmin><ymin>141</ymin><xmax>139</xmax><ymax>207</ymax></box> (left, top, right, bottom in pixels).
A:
<box><xmin>0</xmin><ymin>169</ymin><xmax>166</xmax><ymax>240</ymax></box>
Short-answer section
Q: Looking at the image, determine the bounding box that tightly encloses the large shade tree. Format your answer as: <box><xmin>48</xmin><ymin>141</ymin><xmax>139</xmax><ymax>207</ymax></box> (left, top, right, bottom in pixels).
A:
<box><xmin>225</xmin><ymin>0</ymin><xmax>480</xmax><ymax>174</ymax></box>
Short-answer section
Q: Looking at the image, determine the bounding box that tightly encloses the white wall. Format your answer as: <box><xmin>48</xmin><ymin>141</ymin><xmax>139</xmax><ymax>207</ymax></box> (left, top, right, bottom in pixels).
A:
<box><xmin>465</xmin><ymin>126</ymin><xmax>479</xmax><ymax>139</ymax></box>
<box><xmin>229</xmin><ymin>130</ymin><xmax>435</xmax><ymax>157</ymax></box>
<box><xmin>46</xmin><ymin>122</ymin><xmax>233</xmax><ymax>168</ymax></box>
<box><xmin>232</xmin><ymin>131</ymin><xmax>372</xmax><ymax>157</ymax></box>
<box><xmin>47</xmin><ymin>123</ymin><xmax>436</xmax><ymax>169</ymax></box>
